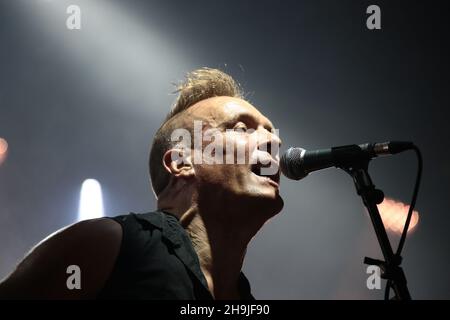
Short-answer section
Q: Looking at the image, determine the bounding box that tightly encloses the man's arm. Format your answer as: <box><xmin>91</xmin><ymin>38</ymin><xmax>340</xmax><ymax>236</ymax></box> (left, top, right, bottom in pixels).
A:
<box><xmin>0</xmin><ymin>218</ymin><xmax>122</xmax><ymax>299</ymax></box>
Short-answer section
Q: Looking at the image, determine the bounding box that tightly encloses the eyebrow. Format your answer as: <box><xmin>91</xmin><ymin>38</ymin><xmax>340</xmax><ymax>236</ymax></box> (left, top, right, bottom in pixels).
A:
<box><xmin>221</xmin><ymin>112</ymin><xmax>275</xmax><ymax>131</ymax></box>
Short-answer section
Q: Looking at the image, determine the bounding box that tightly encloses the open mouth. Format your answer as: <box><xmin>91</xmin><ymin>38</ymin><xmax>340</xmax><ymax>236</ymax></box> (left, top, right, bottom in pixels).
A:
<box><xmin>251</xmin><ymin>161</ymin><xmax>280</xmax><ymax>187</ymax></box>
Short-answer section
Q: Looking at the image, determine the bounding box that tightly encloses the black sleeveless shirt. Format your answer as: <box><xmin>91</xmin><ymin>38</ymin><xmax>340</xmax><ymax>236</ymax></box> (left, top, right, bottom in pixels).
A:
<box><xmin>97</xmin><ymin>211</ymin><xmax>254</xmax><ymax>300</ymax></box>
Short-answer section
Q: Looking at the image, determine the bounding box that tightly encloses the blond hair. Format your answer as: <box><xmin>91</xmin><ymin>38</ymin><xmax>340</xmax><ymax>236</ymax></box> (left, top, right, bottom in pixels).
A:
<box><xmin>149</xmin><ymin>67</ymin><xmax>243</xmax><ymax>196</ymax></box>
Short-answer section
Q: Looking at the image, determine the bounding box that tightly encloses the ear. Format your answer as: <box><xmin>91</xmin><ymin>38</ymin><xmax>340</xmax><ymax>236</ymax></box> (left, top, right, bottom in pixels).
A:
<box><xmin>162</xmin><ymin>148</ymin><xmax>195</xmax><ymax>179</ymax></box>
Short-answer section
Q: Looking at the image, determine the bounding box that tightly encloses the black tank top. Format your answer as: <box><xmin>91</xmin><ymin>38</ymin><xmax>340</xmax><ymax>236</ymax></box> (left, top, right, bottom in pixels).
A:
<box><xmin>97</xmin><ymin>211</ymin><xmax>254</xmax><ymax>300</ymax></box>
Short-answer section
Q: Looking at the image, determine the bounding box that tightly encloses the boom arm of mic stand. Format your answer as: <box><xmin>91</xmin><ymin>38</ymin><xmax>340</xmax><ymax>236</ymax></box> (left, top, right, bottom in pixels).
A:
<box><xmin>341</xmin><ymin>161</ymin><xmax>411</xmax><ymax>300</ymax></box>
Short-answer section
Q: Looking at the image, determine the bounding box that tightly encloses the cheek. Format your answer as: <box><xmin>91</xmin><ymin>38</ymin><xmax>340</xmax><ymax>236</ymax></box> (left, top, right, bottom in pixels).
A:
<box><xmin>223</xmin><ymin>134</ymin><xmax>255</xmax><ymax>164</ymax></box>
<box><xmin>195</xmin><ymin>163</ymin><xmax>250</xmax><ymax>188</ymax></box>
<box><xmin>194</xmin><ymin>163</ymin><xmax>229</xmax><ymax>185</ymax></box>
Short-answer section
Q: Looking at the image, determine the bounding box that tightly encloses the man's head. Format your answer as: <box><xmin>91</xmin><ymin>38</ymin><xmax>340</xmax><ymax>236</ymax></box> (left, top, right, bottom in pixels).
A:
<box><xmin>149</xmin><ymin>68</ymin><xmax>283</xmax><ymax>220</ymax></box>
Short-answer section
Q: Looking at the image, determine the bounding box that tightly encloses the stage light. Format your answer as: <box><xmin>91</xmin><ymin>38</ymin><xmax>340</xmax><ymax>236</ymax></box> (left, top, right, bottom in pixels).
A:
<box><xmin>377</xmin><ymin>197</ymin><xmax>419</xmax><ymax>234</ymax></box>
<box><xmin>0</xmin><ymin>137</ymin><xmax>8</xmax><ymax>165</ymax></box>
<box><xmin>23</xmin><ymin>0</ymin><xmax>193</xmax><ymax>117</ymax></box>
<box><xmin>78</xmin><ymin>179</ymin><xmax>104</xmax><ymax>221</ymax></box>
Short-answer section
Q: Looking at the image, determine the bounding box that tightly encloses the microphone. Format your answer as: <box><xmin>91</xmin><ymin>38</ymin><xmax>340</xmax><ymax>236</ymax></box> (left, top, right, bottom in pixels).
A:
<box><xmin>280</xmin><ymin>141</ymin><xmax>414</xmax><ymax>180</ymax></box>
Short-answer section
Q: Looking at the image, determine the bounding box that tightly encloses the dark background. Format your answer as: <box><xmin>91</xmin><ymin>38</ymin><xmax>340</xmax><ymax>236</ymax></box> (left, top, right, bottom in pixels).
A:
<box><xmin>0</xmin><ymin>0</ymin><xmax>449</xmax><ymax>299</ymax></box>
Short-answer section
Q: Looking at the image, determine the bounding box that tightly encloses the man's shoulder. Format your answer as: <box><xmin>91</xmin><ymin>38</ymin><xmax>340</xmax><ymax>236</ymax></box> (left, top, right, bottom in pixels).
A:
<box><xmin>0</xmin><ymin>217</ymin><xmax>123</xmax><ymax>299</ymax></box>
<box><xmin>35</xmin><ymin>217</ymin><xmax>122</xmax><ymax>249</ymax></box>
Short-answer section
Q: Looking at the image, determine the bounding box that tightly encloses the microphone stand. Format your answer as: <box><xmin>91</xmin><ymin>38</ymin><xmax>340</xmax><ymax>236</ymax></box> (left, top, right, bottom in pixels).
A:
<box><xmin>340</xmin><ymin>158</ymin><xmax>411</xmax><ymax>300</ymax></box>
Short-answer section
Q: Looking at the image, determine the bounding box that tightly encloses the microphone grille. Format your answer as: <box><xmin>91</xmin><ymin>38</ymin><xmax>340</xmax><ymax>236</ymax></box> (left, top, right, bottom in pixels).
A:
<box><xmin>280</xmin><ymin>147</ymin><xmax>307</xmax><ymax>180</ymax></box>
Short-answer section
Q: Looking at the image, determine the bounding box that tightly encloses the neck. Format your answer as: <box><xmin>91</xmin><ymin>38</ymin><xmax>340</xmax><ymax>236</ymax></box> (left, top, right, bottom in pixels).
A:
<box><xmin>180</xmin><ymin>207</ymin><xmax>251</xmax><ymax>299</ymax></box>
<box><xmin>158</xmin><ymin>187</ymin><xmax>266</xmax><ymax>299</ymax></box>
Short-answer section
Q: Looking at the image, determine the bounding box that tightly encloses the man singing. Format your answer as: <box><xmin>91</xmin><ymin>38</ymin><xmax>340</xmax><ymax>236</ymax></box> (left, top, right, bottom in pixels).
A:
<box><xmin>0</xmin><ymin>68</ymin><xmax>283</xmax><ymax>299</ymax></box>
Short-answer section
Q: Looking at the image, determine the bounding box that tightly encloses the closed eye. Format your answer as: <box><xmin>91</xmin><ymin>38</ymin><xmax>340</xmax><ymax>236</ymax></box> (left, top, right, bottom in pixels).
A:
<box><xmin>233</xmin><ymin>121</ymin><xmax>248</xmax><ymax>131</ymax></box>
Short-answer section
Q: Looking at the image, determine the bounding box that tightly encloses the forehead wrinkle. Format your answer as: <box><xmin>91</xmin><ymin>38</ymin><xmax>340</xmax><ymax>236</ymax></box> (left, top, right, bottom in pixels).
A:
<box><xmin>187</xmin><ymin>97</ymin><xmax>230</xmax><ymax>128</ymax></box>
<box><xmin>224</xmin><ymin>101</ymin><xmax>274</xmax><ymax>126</ymax></box>
<box><xmin>184</xmin><ymin>96</ymin><xmax>274</xmax><ymax>130</ymax></box>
